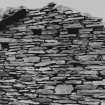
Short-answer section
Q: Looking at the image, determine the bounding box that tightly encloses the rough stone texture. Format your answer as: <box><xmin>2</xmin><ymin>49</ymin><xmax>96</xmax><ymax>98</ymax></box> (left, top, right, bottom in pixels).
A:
<box><xmin>55</xmin><ymin>85</ymin><xmax>73</xmax><ymax>94</ymax></box>
<box><xmin>0</xmin><ymin>2</ymin><xmax>105</xmax><ymax>105</ymax></box>
<box><xmin>23</xmin><ymin>56</ymin><xmax>40</xmax><ymax>62</ymax></box>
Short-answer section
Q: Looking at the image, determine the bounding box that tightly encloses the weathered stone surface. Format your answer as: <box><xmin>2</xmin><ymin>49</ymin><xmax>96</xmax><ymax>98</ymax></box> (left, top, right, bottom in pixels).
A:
<box><xmin>19</xmin><ymin>100</ymin><xmax>39</xmax><ymax>104</ymax></box>
<box><xmin>53</xmin><ymin>100</ymin><xmax>77</xmax><ymax>104</ymax></box>
<box><xmin>55</xmin><ymin>85</ymin><xmax>73</xmax><ymax>94</ymax></box>
<box><xmin>28</xmin><ymin>50</ymin><xmax>45</xmax><ymax>54</ymax></box>
<box><xmin>36</xmin><ymin>89</ymin><xmax>54</xmax><ymax>94</ymax></box>
<box><xmin>0</xmin><ymin>79</ymin><xmax>16</xmax><ymax>83</ymax></box>
<box><xmin>5</xmin><ymin>51</ymin><xmax>17</xmax><ymax>55</ymax></box>
<box><xmin>78</xmin><ymin>101</ymin><xmax>100</xmax><ymax>105</ymax></box>
<box><xmin>93</xmin><ymin>79</ymin><xmax>105</xmax><ymax>85</ymax></box>
<box><xmin>0</xmin><ymin>2</ymin><xmax>105</xmax><ymax>105</ymax></box>
<box><xmin>101</xmin><ymin>101</ymin><xmax>105</xmax><ymax>105</ymax></box>
<box><xmin>36</xmin><ymin>97</ymin><xmax>52</xmax><ymax>103</ymax></box>
<box><xmin>7</xmin><ymin>56</ymin><xmax>16</xmax><ymax>61</ymax></box>
<box><xmin>23</xmin><ymin>56</ymin><xmax>40</xmax><ymax>62</ymax></box>
<box><xmin>37</xmin><ymin>67</ymin><xmax>51</xmax><ymax>71</ymax></box>
<box><xmin>0</xmin><ymin>38</ymin><xmax>16</xmax><ymax>42</ymax></box>
<box><xmin>77</xmin><ymin>55</ymin><xmax>97</xmax><ymax>61</ymax></box>
<box><xmin>35</xmin><ymin>60</ymin><xmax>55</xmax><ymax>67</ymax></box>
<box><xmin>77</xmin><ymin>90</ymin><xmax>105</xmax><ymax>95</ymax></box>
<box><xmin>19</xmin><ymin>75</ymin><xmax>33</xmax><ymax>82</ymax></box>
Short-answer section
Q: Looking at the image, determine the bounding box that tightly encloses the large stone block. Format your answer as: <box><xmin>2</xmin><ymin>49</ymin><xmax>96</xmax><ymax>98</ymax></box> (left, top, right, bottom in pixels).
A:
<box><xmin>55</xmin><ymin>85</ymin><xmax>73</xmax><ymax>94</ymax></box>
<box><xmin>23</xmin><ymin>56</ymin><xmax>40</xmax><ymax>62</ymax></box>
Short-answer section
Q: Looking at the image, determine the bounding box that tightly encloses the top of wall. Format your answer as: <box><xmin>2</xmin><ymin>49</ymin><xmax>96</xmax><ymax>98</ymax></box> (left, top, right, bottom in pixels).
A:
<box><xmin>0</xmin><ymin>2</ymin><xmax>104</xmax><ymax>30</ymax></box>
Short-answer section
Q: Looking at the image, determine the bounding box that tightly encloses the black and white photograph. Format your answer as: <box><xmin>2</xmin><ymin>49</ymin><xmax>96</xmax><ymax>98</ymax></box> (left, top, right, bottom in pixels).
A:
<box><xmin>0</xmin><ymin>0</ymin><xmax>105</xmax><ymax>105</ymax></box>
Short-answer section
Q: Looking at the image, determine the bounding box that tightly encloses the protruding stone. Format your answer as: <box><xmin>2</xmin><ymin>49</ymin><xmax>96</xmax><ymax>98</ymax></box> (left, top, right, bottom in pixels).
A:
<box><xmin>55</xmin><ymin>85</ymin><xmax>73</xmax><ymax>94</ymax></box>
<box><xmin>48</xmin><ymin>2</ymin><xmax>56</xmax><ymax>8</ymax></box>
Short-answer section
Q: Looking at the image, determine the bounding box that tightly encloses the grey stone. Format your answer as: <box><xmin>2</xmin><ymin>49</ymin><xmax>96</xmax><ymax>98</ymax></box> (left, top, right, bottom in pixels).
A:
<box><xmin>28</xmin><ymin>50</ymin><xmax>45</xmax><ymax>53</ymax></box>
<box><xmin>35</xmin><ymin>60</ymin><xmax>55</xmax><ymax>67</ymax></box>
<box><xmin>23</xmin><ymin>56</ymin><xmax>40</xmax><ymax>62</ymax></box>
<box><xmin>36</xmin><ymin>89</ymin><xmax>54</xmax><ymax>94</ymax></box>
<box><xmin>55</xmin><ymin>85</ymin><xmax>73</xmax><ymax>94</ymax></box>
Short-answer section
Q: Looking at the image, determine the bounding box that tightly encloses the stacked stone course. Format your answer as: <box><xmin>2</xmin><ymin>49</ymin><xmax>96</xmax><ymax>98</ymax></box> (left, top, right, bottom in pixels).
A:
<box><xmin>0</xmin><ymin>2</ymin><xmax>105</xmax><ymax>105</ymax></box>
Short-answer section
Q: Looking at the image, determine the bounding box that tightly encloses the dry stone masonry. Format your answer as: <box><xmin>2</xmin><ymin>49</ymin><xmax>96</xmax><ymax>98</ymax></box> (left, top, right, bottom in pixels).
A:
<box><xmin>0</xmin><ymin>2</ymin><xmax>105</xmax><ymax>105</ymax></box>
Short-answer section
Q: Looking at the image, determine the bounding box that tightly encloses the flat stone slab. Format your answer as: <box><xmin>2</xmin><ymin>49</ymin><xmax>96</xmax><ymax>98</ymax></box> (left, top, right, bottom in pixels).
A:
<box><xmin>0</xmin><ymin>38</ymin><xmax>16</xmax><ymax>42</ymax></box>
<box><xmin>23</xmin><ymin>56</ymin><xmax>40</xmax><ymax>62</ymax></box>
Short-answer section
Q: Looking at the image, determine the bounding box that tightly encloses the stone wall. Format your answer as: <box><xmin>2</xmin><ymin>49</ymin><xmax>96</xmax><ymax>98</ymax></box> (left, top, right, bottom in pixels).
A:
<box><xmin>0</xmin><ymin>2</ymin><xmax>105</xmax><ymax>105</ymax></box>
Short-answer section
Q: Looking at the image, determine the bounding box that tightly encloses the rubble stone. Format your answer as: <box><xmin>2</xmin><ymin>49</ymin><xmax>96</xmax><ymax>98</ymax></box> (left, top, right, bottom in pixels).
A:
<box><xmin>0</xmin><ymin>2</ymin><xmax>105</xmax><ymax>105</ymax></box>
<box><xmin>55</xmin><ymin>85</ymin><xmax>73</xmax><ymax>94</ymax></box>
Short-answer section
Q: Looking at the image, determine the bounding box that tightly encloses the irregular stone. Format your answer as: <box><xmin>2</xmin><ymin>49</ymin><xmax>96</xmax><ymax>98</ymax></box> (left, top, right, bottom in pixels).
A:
<box><xmin>75</xmin><ymin>84</ymin><xmax>97</xmax><ymax>90</ymax></box>
<box><xmin>24</xmin><ymin>93</ymin><xmax>37</xmax><ymax>98</ymax></box>
<box><xmin>41</xmin><ymin>42</ymin><xmax>60</xmax><ymax>46</ymax></box>
<box><xmin>5</xmin><ymin>51</ymin><xmax>16</xmax><ymax>55</ymax></box>
<box><xmin>0</xmin><ymin>38</ymin><xmax>16</xmax><ymax>42</ymax></box>
<box><xmin>35</xmin><ymin>76</ymin><xmax>49</xmax><ymax>81</ymax></box>
<box><xmin>89</xmin><ymin>41</ymin><xmax>103</xmax><ymax>48</ymax></box>
<box><xmin>79</xmin><ymin>28</ymin><xmax>93</xmax><ymax>33</ymax></box>
<box><xmin>13</xmin><ymin>83</ymin><xmax>26</xmax><ymax>88</ymax></box>
<box><xmin>79</xmin><ymin>70</ymin><xmax>97</xmax><ymax>75</ymax></box>
<box><xmin>86</xmin><ymin>23</ymin><xmax>103</xmax><ymax>27</ymax></box>
<box><xmin>77</xmin><ymin>90</ymin><xmax>105</xmax><ymax>96</ymax></box>
<box><xmin>55</xmin><ymin>85</ymin><xmax>73</xmax><ymax>94</ymax></box>
<box><xmin>36</xmin><ymin>89</ymin><xmax>54</xmax><ymax>94</ymax></box>
<box><xmin>54</xmin><ymin>60</ymin><xmax>65</xmax><ymax>64</ymax></box>
<box><xmin>37</xmin><ymin>67</ymin><xmax>51</xmax><ymax>71</ymax></box>
<box><xmin>37</xmin><ymin>80</ymin><xmax>61</xmax><ymax>85</ymax></box>
<box><xmin>53</xmin><ymin>100</ymin><xmax>76</xmax><ymax>104</ymax></box>
<box><xmin>93</xmin><ymin>94</ymin><xmax>105</xmax><ymax>99</ymax></box>
<box><xmin>84</xmin><ymin>75</ymin><xmax>102</xmax><ymax>81</ymax></box>
<box><xmin>35</xmin><ymin>60</ymin><xmax>55</xmax><ymax>67</ymax></box>
<box><xmin>45</xmin><ymin>40</ymin><xmax>58</xmax><ymax>43</ymax></box>
<box><xmin>42</xmin><ymin>53</ymin><xmax>68</xmax><ymax>57</ymax></box>
<box><xmin>0</xmin><ymin>79</ymin><xmax>16</xmax><ymax>83</ymax></box>
<box><xmin>36</xmin><ymin>97</ymin><xmax>52</xmax><ymax>103</ymax></box>
<box><xmin>46</xmin><ymin>49</ymin><xmax>58</xmax><ymax>54</ymax></box>
<box><xmin>63</xmin><ymin>23</ymin><xmax>83</xmax><ymax>28</ymax></box>
<box><xmin>19</xmin><ymin>100</ymin><xmax>39</xmax><ymax>104</ymax></box>
<box><xmin>78</xmin><ymin>101</ymin><xmax>100</xmax><ymax>105</ymax></box>
<box><xmin>50</xmin><ymin>103</ymin><xmax>61</xmax><ymax>105</ymax></box>
<box><xmin>76</xmin><ymin>55</ymin><xmax>97</xmax><ymax>61</ymax></box>
<box><xmin>20</xmin><ymin>75</ymin><xmax>33</xmax><ymax>82</ymax></box>
<box><xmin>65</xmin><ymin>80</ymin><xmax>82</xmax><ymax>85</ymax></box>
<box><xmin>28</xmin><ymin>50</ymin><xmax>45</xmax><ymax>54</ymax></box>
<box><xmin>7</xmin><ymin>56</ymin><xmax>16</xmax><ymax>61</ymax></box>
<box><xmin>6</xmin><ymin>92</ymin><xmax>20</xmax><ymax>96</ymax></box>
<box><xmin>93</xmin><ymin>79</ymin><xmax>105</xmax><ymax>85</ymax></box>
<box><xmin>85</xmin><ymin>65</ymin><xmax>105</xmax><ymax>70</ymax></box>
<box><xmin>101</xmin><ymin>101</ymin><xmax>105</xmax><ymax>105</ymax></box>
<box><xmin>100</xmin><ymin>70</ymin><xmax>105</xmax><ymax>76</ymax></box>
<box><xmin>45</xmin><ymin>85</ymin><xmax>55</xmax><ymax>89</ymax></box>
<box><xmin>51</xmin><ymin>76</ymin><xmax>66</xmax><ymax>80</ymax></box>
<box><xmin>22</xmin><ymin>66</ymin><xmax>35</xmax><ymax>71</ymax></box>
<box><xmin>23</xmin><ymin>56</ymin><xmax>40</xmax><ymax>62</ymax></box>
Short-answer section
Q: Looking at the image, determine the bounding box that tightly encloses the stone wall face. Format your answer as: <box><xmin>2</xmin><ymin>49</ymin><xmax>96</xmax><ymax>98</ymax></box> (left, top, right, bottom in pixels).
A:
<box><xmin>0</xmin><ymin>3</ymin><xmax>105</xmax><ymax>105</ymax></box>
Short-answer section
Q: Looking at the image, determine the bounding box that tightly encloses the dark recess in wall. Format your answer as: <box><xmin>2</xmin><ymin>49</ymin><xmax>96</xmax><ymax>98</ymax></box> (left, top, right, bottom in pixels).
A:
<box><xmin>32</xmin><ymin>29</ymin><xmax>42</xmax><ymax>35</ymax></box>
<box><xmin>1</xmin><ymin>42</ymin><xmax>9</xmax><ymax>50</ymax></box>
<box><xmin>0</xmin><ymin>9</ymin><xmax>27</xmax><ymax>30</ymax></box>
<box><xmin>67</xmin><ymin>28</ymin><xmax>79</xmax><ymax>34</ymax></box>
